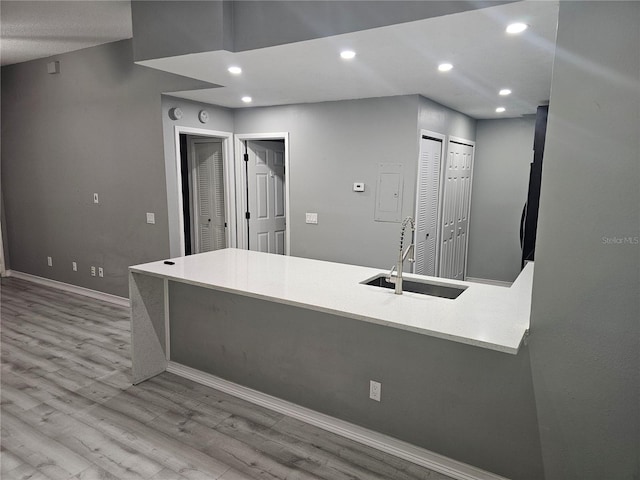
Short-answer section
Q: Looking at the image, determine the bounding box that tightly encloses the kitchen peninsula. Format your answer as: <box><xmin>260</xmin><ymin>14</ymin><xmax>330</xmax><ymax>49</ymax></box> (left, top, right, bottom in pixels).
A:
<box><xmin>129</xmin><ymin>248</ymin><xmax>539</xmax><ymax>479</ymax></box>
<box><xmin>130</xmin><ymin>249</ymin><xmax>533</xmax><ymax>382</ymax></box>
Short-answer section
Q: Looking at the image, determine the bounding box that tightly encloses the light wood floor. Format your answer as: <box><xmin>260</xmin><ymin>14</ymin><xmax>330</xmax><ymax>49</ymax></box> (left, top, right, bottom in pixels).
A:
<box><xmin>1</xmin><ymin>276</ymin><xmax>454</xmax><ymax>480</ymax></box>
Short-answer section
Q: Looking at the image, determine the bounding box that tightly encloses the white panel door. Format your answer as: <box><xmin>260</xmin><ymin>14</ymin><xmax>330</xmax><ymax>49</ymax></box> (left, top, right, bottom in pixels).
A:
<box><xmin>440</xmin><ymin>140</ymin><xmax>474</xmax><ymax>280</ymax></box>
<box><xmin>191</xmin><ymin>139</ymin><xmax>226</xmax><ymax>253</ymax></box>
<box><xmin>414</xmin><ymin>136</ymin><xmax>443</xmax><ymax>276</ymax></box>
<box><xmin>247</xmin><ymin>140</ymin><xmax>286</xmax><ymax>255</ymax></box>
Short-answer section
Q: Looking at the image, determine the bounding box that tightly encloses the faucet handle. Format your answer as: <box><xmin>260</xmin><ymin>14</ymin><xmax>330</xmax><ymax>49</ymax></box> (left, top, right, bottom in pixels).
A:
<box><xmin>386</xmin><ymin>264</ymin><xmax>398</xmax><ymax>283</ymax></box>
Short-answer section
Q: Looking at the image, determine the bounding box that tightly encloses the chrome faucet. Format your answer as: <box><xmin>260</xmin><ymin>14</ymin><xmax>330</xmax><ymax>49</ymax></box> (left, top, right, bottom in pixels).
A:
<box><xmin>387</xmin><ymin>216</ymin><xmax>416</xmax><ymax>294</ymax></box>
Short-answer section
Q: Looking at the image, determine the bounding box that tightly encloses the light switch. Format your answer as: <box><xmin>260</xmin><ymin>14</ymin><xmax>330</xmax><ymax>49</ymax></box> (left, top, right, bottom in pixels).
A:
<box><xmin>353</xmin><ymin>182</ymin><xmax>365</xmax><ymax>192</ymax></box>
<box><xmin>146</xmin><ymin>212</ymin><xmax>155</xmax><ymax>224</ymax></box>
<box><xmin>305</xmin><ymin>213</ymin><xmax>318</xmax><ymax>224</ymax></box>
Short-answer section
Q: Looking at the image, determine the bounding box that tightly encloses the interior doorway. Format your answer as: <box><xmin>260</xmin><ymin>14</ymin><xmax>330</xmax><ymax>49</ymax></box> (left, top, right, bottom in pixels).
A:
<box><xmin>173</xmin><ymin>127</ymin><xmax>235</xmax><ymax>256</ymax></box>
<box><xmin>235</xmin><ymin>133</ymin><xmax>290</xmax><ymax>255</ymax></box>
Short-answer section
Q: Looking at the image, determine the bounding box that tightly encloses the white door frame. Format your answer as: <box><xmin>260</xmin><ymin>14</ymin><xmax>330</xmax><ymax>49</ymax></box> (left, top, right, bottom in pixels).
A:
<box><xmin>234</xmin><ymin>132</ymin><xmax>290</xmax><ymax>255</ymax></box>
<box><xmin>174</xmin><ymin>126</ymin><xmax>236</xmax><ymax>256</ymax></box>
<box><xmin>444</xmin><ymin>135</ymin><xmax>476</xmax><ymax>279</ymax></box>
<box><xmin>413</xmin><ymin>129</ymin><xmax>446</xmax><ymax>276</ymax></box>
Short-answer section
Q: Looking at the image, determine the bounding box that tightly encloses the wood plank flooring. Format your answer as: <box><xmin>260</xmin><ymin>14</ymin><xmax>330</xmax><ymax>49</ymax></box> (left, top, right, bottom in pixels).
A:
<box><xmin>1</xmin><ymin>277</ymin><xmax>454</xmax><ymax>480</ymax></box>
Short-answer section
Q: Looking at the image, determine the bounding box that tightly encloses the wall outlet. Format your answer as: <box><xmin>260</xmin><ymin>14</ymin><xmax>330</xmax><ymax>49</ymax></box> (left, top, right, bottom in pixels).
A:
<box><xmin>72</xmin><ymin>261</ymin><xmax>77</xmax><ymax>271</ymax></box>
<box><xmin>91</xmin><ymin>266</ymin><xmax>96</xmax><ymax>277</ymax></box>
<box><xmin>305</xmin><ymin>212</ymin><xmax>318</xmax><ymax>224</ymax></box>
<box><xmin>93</xmin><ymin>193</ymin><xmax>99</xmax><ymax>204</ymax></box>
<box><xmin>146</xmin><ymin>212</ymin><xmax>155</xmax><ymax>224</ymax></box>
<box><xmin>47</xmin><ymin>256</ymin><xmax>53</xmax><ymax>267</ymax></box>
<box><xmin>98</xmin><ymin>267</ymin><xmax>104</xmax><ymax>278</ymax></box>
<box><xmin>369</xmin><ymin>380</ymin><xmax>381</xmax><ymax>402</ymax></box>
<box><xmin>353</xmin><ymin>182</ymin><xmax>365</xmax><ymax>192</ymax></box>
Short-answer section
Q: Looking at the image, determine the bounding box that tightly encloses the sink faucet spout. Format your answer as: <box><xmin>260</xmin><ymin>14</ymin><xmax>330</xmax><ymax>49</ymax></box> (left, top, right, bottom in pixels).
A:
<box><xmin>386</xmin><ymin>216</ymin><xmax>416</xmax><ymax>295</ymax></box>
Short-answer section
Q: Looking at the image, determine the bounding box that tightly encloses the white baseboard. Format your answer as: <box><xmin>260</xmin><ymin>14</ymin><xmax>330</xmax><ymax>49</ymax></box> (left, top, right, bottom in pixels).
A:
<box><xmin>167</xmin><ymin>361</ymin><xmax>509</xmax><ymax>480</ymax></box>
<box><xmin>5</xmin><ymin>270</ymin><xmax>130</xmax><ymax>307</ymax></box>
<box><xmin>465</xmin><ymin>277</ymin><xmax>513</xmax><ymax>288</ymax></box>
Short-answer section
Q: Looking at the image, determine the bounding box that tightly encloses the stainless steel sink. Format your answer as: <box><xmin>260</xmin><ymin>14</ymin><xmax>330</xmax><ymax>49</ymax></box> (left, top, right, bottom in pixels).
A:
<box><xmin>362</xmin><ymin>274</ymin><xmax>467</xmax><ymax>299</ymax></box>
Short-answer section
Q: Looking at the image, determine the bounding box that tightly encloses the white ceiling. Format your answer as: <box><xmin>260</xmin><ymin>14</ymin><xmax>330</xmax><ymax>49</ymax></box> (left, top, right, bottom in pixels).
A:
<box><xmin>0</xmin><ymin>0</ymin><xmax>132</xmax><ymax>66</ymax></box>
<box><xmin>143</xmin><ymin>1</ymin><xmax>559</xmax><ymax>119</ymax></box>
<box><xmin>0</xmin><ymin>1</ymin><xmax>558</xmax><ymax>120</ymax></box>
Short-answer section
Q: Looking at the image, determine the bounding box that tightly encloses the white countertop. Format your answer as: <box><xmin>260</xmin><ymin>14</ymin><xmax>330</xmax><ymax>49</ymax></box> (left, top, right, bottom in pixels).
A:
<box><xmin>130</xmin><ymin>249</ymin><xmax>533</xmax><ymax>354</ymax></box>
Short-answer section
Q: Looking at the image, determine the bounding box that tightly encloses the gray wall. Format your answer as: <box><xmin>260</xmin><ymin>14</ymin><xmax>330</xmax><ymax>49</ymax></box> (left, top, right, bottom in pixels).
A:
<box><xmin>234</xmin><ymin>95</ymin><xmax>475</xmax><ymax>270</ymax></box>
<box><xmin>0</xmin><ymin>40</ymin><xmax>215</xmax><ymax>297</ymax></box>
<box><xmin>169</xmin><ymin>281</ymin><xmax>544</xmax><ymax>480</ymax></box>
<box><xmin>0</xmin><ymin>39</ymin><xmax>484</xmax><ymax>296</ymax></box>
<box><xmin>529</xmin><ymin>2</ymin><xmax>640</xmax><ymax>479</ymax></box>
<box><xmin>417</xmin><ymin>95</ymin><xmax>476</xmax><ymax>142</ymax></box>
<box><xmin>131</xmin><ymin>1</ymin><xmax>233</xmax><ymax>62</ymax></box>
<box><xmin>160</xmin><ymin>96</ymin><xmax>234</xmax><ymax>257</ymax></box>
<box><xmin>129</xmin><ymin>1</ymin><xmax>513</xmax><ymax>60</ymax></box>
<box><xmin>231</xmin><ymin>1</ymin><xmax>513</xmax><ymax>52</ymax></box>
<box><xmin>467</xmin><ymin>117</ymin><xmax>535</xmax><ymax>283</ymax></box>
<box><xmin>235</xmin><ymin>96</ymin><xmax>420</xmax><ymax>268</ymax></box>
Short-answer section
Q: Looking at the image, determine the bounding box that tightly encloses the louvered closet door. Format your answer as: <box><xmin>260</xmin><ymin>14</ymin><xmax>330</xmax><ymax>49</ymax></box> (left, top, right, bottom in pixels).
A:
<box><xmin>440</xmin><ymin>140</ymin><xmax>474</xmax><ymax>280</ymax></box>
<box><xmin>414</xmin><ymin>136</ymin><xmax>442</xmax><ymax>276</ymax></box>
<box><xmin>191</xmin><ymin>140</ymin><xmax>226</xmax><ymax>253</ymax></box>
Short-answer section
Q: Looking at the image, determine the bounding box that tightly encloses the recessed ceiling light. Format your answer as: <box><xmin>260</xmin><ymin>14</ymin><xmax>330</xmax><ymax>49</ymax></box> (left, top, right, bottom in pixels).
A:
<box><xmin>228</xmin><ymin>66</ymin><xmax>242</xmax><ymax>74</ymax></box>
<box><xmin>241</xmin><ymin>96</ymin><xmax>252</xmax><ymax>103</ymax></box>
<box><xmin>499</xmin><ymin>89</ymin><xmax>512</xmax><ymax>96</ymax></box>
<box><xmin>340</xmin><ymin>50</ymin><xmax>356</xmax><ymax>60</ymax></box>
<box><xmin>496</xmin><ymin>107</ymin><xmax>506</xmax><ymax>113</ymax></box>
<box><xmin>438</xmin><ymin>63</ymin><xmax>453</xmax><ymax>72</ymax></box>
<box><xmin>506</xmin><ymin>23</ymin><xmax>528</xmax><ymax>34</ymax></box>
